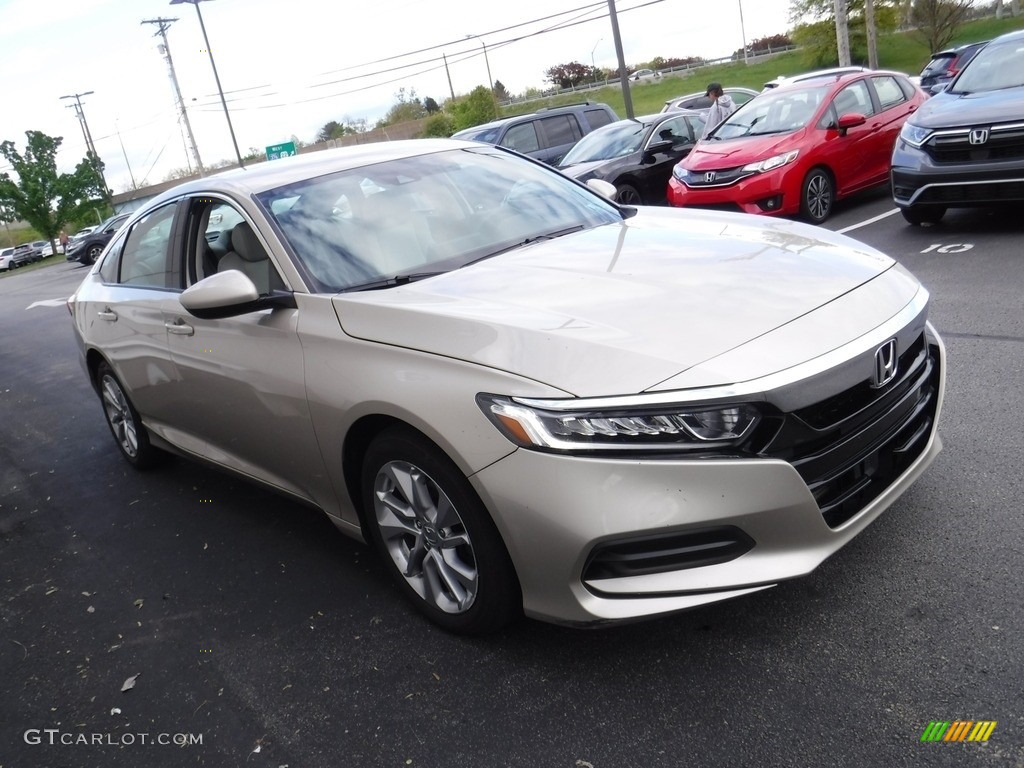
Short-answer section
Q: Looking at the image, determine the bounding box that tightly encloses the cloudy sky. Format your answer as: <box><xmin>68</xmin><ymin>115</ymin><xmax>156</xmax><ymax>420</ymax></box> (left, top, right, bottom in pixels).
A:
<box><xmin>0</xmin><ymin>0</ymin><xmax>795</xmax><ymax>193</ymax></box>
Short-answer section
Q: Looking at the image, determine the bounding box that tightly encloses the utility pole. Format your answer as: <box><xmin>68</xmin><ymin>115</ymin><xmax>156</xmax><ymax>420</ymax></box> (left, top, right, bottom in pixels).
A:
<box><xmin>738</xmin><ymin>0</ymin><xmax>749</xmax><ymax>64</ymax></box>
<box><xmin>142</xmin><ymin>17</ymin><xmax>205</xmax><ymax>175</ymax></box>
<box><xmin>864</xmin><ymin>0</ymin><xmax>878</xmax><ymax>69</ymax></box>
<box><xmin>170</xmin><ymin>0</ymin><xmax>244</xmax><ymax>169</ymax></box>
<box><xmin>442</xmin><ymin>53</ymin><xmax>455</xmax><ymax>100</ymax></box>
<box><xmin>607</xmin><ymin>0</ymin><xmax>634</xmax><ymax>119</ymax></box>
<box><xmin>834</xmin><ymin>0</ymin><xmax>851</xmax><ymax>67</ymax></box>
<box><xmin>59</xmin><ymin>91</ymin><xmax>110</xmax><ymax>202</ymax></box>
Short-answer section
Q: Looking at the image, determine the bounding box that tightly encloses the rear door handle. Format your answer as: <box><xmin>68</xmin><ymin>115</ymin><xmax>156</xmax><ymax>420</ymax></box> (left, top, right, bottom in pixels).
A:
<box><xmin>97</xmin><ymin>308</ymin><xmax>117</xmax><ymax>321</ymax></box>
<box><xmin>165</xmin><ymin>319</ymin><xmax>194</xmax><ymax>336</ymax></box>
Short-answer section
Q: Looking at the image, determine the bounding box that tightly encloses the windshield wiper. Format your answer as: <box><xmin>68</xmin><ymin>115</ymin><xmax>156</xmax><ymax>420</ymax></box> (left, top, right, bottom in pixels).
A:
<box><xmin>343</xmin><ymin>271</ymin><xmax>447</xmax><ymax>292</ymax></box>
<box><xmin>463</xmin><ymin>225</ymin><xmax>586</xmax><ymax>266</ymax></box>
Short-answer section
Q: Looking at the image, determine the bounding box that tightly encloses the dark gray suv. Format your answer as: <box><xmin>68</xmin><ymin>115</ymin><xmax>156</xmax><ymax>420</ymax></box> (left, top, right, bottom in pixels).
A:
<box><xmin>891</xmin><ymin>29</ymin><xmax>1024</xmax><ymax>225</ymax></box>
<box><xmin>451</xmin><ymin>102</ymin><xmax>618</xmax><ymax>165</ymax></box>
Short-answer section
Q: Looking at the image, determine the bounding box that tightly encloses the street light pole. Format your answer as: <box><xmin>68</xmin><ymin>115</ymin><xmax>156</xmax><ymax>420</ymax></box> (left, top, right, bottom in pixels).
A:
<box><xmin>738</xmin><ymin>0</ymin><xmax>749</xmax><ymax>64</ymax></box>
<box><xmin>591</xmin><ymin>38</ymin><xmax>603</xmax><ymax>83</ymax></box>
<box><xmin>466</xmin><ymin>34</ymin><xmax>493</xmax><ymax>94</ymax></box>
<box><xmin>170</xmin><ymin>0</ymin><xmax>244</xmax><ymax>168</ymax></box>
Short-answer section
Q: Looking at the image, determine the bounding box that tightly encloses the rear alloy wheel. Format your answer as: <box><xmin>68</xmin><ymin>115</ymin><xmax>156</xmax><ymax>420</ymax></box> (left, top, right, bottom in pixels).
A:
<box><xmin>901</xmin><ymin>205</ymin><xmax>946</xmax><ymax>226</ymax></box>
<box><xmin>362</xmin><ymin>427</ymin><xmax>521</xmax><ymax>634</ymax></box>
<box><xmin>96</xmin><ymin>362</ymin><xmax>162</xmax><ymax>469</ymax></box>
<box><xmin>615</xmin><ymin>183</ymin><xmax>643</xmax><ymax>205</ymax></box>
<box><xmin>800</xmin><ymin>168</ymin><xmax>834</xmax><ymax>223</ymax></box>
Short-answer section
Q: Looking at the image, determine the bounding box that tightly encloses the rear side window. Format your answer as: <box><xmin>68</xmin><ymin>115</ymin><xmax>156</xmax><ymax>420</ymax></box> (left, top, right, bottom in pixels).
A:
<box><xmin>871</xmin><ymin>75</ymin><xmax>907</xmax><ymax>110</ymax></box>
<box><xmin>501</xmin><ymin>122</ymin><xmax>540</xmax><ymax>153</ymax></box>
<box><xmin>538</xmin><ymin>114</ymin><xmax>581</xmax><ymax>146</ymax></box>
<box><xmin>584</xmin><ymin>108</ymin><xmax>614</xmax><ymax>130</ymax></box>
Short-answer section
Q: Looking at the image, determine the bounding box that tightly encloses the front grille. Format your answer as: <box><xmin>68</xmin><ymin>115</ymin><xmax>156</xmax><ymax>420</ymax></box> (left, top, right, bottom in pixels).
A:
<box><xmin>759</xmin><ymin>332</ymin><xmax>940</xmax><ymax>528</ymax></box>
<box><xmin>684</xmin><ymin>166</ymin><xmax>753</xmax><ymax>188</ymax></box>
<box><xmin>926</xmin><ymin>124</ymin><xmax>1024</xmax><ymax>164</ymax></box>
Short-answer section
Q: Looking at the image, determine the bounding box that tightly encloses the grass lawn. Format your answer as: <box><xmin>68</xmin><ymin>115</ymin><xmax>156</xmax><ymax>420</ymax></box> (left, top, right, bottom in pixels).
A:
<box><xmin>502</xmin><ymin>14</ymin><xmax>1024</xmax><ymax>119</ymax></box>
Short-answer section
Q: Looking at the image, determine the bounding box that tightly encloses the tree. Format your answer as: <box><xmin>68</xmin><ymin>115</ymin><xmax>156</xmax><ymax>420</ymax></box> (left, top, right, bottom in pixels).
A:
<box><xmin>911</xmin><ymin>0</ymin><xmax>974</xmax><ymax>52</ymax></box>
<box><xmin>447</xmin><ymin>86</ymin><xmax>499</xmax><ymax>133</ymax></box>
<box><xmin>420</xmin><ymin>113</ymin><xmax>455</xmax><ymax>138</ymax></box>
<box><xmin>423</xmin><ymin>96</ymin><xmax>441</xmax><ymax>114</ymax></box>
<box><xmin>0</xmin><ymin>131</ymin><xmax>105</xmax><ymax>244</ymax></box>
<box><xmin>491</xmin><ymin>81</ymin><xmax>511</xmax><ymax>103</ymax></box>
<box><xmin>544</xmin><ymin>62</ymin><xmax>591</xmax><ymax>89</ymax></box>
<box><xmin>378</xmin><ymin>87</ymin><xmax>427</xmax><ymax>127</ymax></box>
<box><xmin>790</xmin><ymin>1</ymin><xmax>899</xmax><ymax>66</ymax></box>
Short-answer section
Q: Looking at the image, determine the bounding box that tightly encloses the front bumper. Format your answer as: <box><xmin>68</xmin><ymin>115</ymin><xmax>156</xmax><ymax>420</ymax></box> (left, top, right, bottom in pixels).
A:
<box><xmin>667</xmin><ymin>165</ymin><xmax>801</xmax><ymax>217</ymax></box>
<box><xmin>471</xmin><ymin>327</ymin><xmax>945</xmax><ymax>626</ymax></box>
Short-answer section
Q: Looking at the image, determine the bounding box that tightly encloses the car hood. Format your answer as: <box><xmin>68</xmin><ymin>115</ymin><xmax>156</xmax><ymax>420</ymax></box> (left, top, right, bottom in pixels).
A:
<box><xmin>684</xmin><ymin>131</ymin><xmax>805</xmax><ymax>170</ymax></box>
<box><xmin>558</xmin><ymin>158</ymin><xmax>625</xmax><ymax>181</ymax></box>
<box><xmin>911</xmin><ymin>86</ymin><xmax>1024</xmax><ymax>128</ymax></box>
<box><xmin>333</xmin><ymin>208</ymin><xmax>901</xmax><ymax>397</ymax></box>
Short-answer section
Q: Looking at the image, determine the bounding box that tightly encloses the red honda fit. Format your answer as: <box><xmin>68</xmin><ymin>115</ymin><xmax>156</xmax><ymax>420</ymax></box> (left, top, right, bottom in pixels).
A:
<box><xmin>667</xmin><ymin>70</ymin><xmax>926</xmax><ymax>223</ymax></box>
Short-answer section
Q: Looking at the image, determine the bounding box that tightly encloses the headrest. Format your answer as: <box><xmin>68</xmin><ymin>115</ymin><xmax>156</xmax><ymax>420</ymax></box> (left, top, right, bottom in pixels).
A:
<box><xmin>231</xmin><ymin>222</ymin><xmax>266</xmax><ymax>262</ymax></box>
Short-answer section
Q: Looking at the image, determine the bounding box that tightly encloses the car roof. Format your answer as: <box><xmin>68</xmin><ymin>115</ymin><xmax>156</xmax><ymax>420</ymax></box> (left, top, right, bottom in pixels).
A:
<box><xmin>452</xmin><ymin>102</ymin><xmax>611</xmax><ymax>137</ymax></box>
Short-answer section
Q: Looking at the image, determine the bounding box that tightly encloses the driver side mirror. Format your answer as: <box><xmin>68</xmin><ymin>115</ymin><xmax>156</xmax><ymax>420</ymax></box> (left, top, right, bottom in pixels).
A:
<box><xmin>180</xmin><ymin>270</ymin><xmax>296</xmax><ymax>319</ymax></box>
<box><xmin>837</xmin><ymin>113</ymin><xmax>867</xmax><ymax>135</ymax></box>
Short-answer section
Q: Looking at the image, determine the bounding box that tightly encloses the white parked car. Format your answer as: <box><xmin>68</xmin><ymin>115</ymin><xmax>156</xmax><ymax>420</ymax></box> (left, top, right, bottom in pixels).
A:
<box><xmin>69</xmin><ymin>139</ymin><xmax>945</xmax><ymax>633</ymax></box>
<box><xmin>0</xmin><ymin>247</ymin><xmax>14</xmax><ymax>271</ymax></box>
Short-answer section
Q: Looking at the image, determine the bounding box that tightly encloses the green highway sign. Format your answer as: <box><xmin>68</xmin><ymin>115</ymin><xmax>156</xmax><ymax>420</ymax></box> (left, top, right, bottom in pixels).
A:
<box><xmin>265</xmin><ymin>141</ymin><xmax>297</xmax><ymax>161</ymax></box>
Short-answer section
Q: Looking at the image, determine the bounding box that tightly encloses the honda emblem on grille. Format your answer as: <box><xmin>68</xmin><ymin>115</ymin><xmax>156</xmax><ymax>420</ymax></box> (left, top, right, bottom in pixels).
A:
<box><xmin>969</xmin><ymin>128</ymin><xmax>989</xmax><ymax>145</ymax></box>
<box><xmin>704</xmin><ymin>171</ymin><xmax>717</xmax><ymax>183</ymax></box>
<box><xmin>872</xmin><ymin>339</ymin><xmax>898</xmax><ymax>388</ymax></box>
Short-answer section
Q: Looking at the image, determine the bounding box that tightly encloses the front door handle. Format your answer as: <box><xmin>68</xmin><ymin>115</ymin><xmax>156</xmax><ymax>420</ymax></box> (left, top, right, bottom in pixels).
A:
<box><xmin>97</xmin><ymin>308</ymin><xmax>117</xmax><ymax>321</ymax></box>
<box><xmin>165</xmin><ymin>319</ymin><xmax>194</xmax><ymax>336</ymax></box>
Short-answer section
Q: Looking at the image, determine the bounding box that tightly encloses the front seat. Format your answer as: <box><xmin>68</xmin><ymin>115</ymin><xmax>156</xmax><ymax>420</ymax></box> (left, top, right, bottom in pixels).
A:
<box><xmin>218</xmin><ymin>221</ymin><xmax>271</xmax><ymax>295</ymax></box>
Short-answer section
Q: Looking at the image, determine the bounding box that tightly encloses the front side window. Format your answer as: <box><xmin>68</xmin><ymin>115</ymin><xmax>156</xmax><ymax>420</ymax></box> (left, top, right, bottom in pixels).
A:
<box><xmin>116</xmin><ymin>204</ymin><xmax>178</xmax><ymax>288</ymax></box>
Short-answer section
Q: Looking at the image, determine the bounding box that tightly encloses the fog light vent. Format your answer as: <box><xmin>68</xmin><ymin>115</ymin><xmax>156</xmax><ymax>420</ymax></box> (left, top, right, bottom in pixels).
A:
<box><xmin>756</xmin><ymin>195</ymin><xmax>783</xmax><ymax>212</ymax></box>
<box><xmin>583</xmin><ymin>526</ymin><xmax>754</xmax><ymax>581</ymax></box>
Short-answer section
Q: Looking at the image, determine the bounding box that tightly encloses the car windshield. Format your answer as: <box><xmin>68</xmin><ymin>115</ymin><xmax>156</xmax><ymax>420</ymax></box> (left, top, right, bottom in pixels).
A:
<box><xmin>256</xmin><ymin>147</ymin><xmax>621</xmax><ymax>292</ymax></box>
<box><xmin>949</xmin><ymin>38</ymin><xmax>1024</xmax><ymax>93</ymax></box>
<box><xmin>559</xmin><ymin>120</ymin><xmax>651</xmax><ymax>164</ymax></box>
<box><xmin>712</xmin><ymin>85</ymin><xmax>827</xmax><ymax>139</ymax></box>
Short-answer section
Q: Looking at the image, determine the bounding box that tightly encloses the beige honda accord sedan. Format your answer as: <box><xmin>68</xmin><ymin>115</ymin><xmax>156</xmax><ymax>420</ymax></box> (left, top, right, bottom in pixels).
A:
<box><xmin>69</xmin><ymin>139</ymin><xmax>944</xmax><ymax>633</ymax></box>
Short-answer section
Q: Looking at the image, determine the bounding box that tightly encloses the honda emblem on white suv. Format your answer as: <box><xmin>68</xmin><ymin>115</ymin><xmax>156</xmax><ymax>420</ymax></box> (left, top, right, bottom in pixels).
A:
<box><xmin>872</xmin><ymin>339</ymin><xmax>899</xmax><ymax>388</ymax></box>
<box><xmin>969</xmin><ymin>128</ymin><xmax>989</xmax><ymax>145</ymax></box>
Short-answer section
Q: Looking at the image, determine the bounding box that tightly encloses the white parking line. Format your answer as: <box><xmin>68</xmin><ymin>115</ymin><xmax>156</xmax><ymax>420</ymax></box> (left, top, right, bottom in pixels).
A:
<box><xmin>836</xmin><ymin>207</ymin><xmax>900</xmax><ymax>234</ymax></box>
<box><xmin>26</xmin><ymin>298</ymin><xmax>69</xmax><ymax>310</ymax></box>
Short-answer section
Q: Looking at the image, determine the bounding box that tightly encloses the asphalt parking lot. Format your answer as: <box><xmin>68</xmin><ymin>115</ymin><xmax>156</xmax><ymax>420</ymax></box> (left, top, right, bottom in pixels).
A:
<box><xmin>2</xmin><ymin>195</ymin><xmax>1022</xmax><ymax>767</ymax></box>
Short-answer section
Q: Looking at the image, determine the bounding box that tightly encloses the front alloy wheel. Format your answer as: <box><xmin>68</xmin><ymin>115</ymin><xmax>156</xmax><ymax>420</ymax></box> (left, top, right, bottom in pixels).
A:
<box><xmin>362</xmin><ymin>427</ymin><xmax>520</xmax><ymax>634</ymax></box>
<box><xmin>615</xmin><ymin>183</ymin><xmax>643</xmax><ymax>205</ymax></box>
<box><xmin>800</xmin><ymin>168</ymin><xmax>834</xmax><ymax>223</ymax></box>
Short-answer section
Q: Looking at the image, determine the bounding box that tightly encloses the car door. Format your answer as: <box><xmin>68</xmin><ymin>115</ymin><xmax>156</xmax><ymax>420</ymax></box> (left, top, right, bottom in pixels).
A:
<box><xmin>81</xmin><ymin>202</ymin><xmax>184</xmax><ymax>425</ymax></box>
<box><xmin>161</xmin><ymin>194</ymin><xmax>325</xmax><ymax>501</ymax></box>
<box><xmin>634</xmin><ymin>115</ymin><xmax>701</xmax><ymax>202</ymax></box>
<box><xmin>817</xmin><ymin>79</ymin><xmax>880</xmax><ymax>196</ymax></box>
<box><xmin>535</xmin><ymin>114</ymin><xmax>584</xmax><ymax>165</ymax></box>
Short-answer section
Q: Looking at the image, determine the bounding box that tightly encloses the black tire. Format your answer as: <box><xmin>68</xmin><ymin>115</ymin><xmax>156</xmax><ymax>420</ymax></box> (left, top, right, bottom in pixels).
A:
<box><xmin>800</xmin><ymin>167</ymin><xmax>834</xmax><ymax>223</ymax></box>
<box><xmin>900</xmin><ymin>205</ymin><xmax>946</xmax><ymax>226</ymax></box>
<box><xmin>96</xmin><ymin>362</ymin><xmax>162</xmax><ymax>469</ymax></box>
<box><xmin>361</xmin><ymin>426</ymin><xmax>521</xmax><ymax>634</ymax></box>
<box><xmin>615</xmin><ymin>183</ymin><xmax>643</xmax><ymax>205</ymax></box>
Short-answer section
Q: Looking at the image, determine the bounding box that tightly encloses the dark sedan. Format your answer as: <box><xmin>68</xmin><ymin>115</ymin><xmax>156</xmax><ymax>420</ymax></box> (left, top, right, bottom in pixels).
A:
<box><xmin>66</xmin><ymin>212</ymin><xmax>131</xmax><ymax>265</ymax></box>
<box><xmin>557</xmin><ymin>111</ymin><xmax>706</xmax><ymax>205</ymax></box>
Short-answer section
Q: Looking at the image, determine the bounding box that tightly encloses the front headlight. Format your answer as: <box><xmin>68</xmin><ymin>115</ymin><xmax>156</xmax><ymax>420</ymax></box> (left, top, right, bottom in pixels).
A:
<box><xmin>899</xmin><ymin>122</ymin><xmax>932</xmax><ymax>148</ymax></box>
<box><xmin>741</xmin><ymin>150</ymin><xmax>799</xmax><ymax>174</ymax></box>
<box><xmin>672</xmin><ymin>165</ymin><xmax>689</xmax><ymax>182</ymax></box>
<box><xmin>478</xmin><ymin>394</ymin><xmax>761</xmax><ymax>453</ymax></box>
